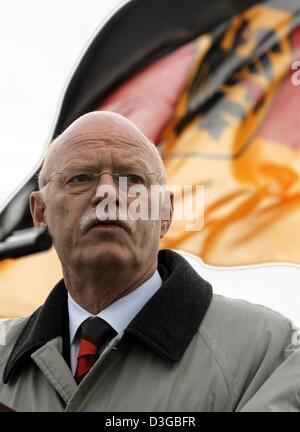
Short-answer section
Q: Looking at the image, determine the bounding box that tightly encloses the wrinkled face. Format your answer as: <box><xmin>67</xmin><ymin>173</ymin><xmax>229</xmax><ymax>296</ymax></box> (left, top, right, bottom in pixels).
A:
<box><xmin>30</xmin><ymin>114</ymin><xmax>172</xmax><ymax>274</ymax></box>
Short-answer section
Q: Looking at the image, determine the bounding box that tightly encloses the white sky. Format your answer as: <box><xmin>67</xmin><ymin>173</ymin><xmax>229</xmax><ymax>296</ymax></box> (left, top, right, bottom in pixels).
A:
<box><xmin>0</xmin><ymin>0</ymin><xmax>122</xmax><ymax>210</ymax></box>
<box><xmin>0</xmin><ymin>0</ymin><xmax>300</xmax><ymax>326</ymax></box>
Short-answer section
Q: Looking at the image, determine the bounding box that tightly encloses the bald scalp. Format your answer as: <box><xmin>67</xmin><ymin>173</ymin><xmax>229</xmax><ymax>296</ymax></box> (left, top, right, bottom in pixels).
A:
<box><xmin>39</xmin><ymin>111</ymin><xmax>166</xmax><ymax>190</ymax></box>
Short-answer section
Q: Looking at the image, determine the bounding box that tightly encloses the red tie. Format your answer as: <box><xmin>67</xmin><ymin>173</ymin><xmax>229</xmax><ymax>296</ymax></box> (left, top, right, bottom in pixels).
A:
<box><xmin>74</xmin><ymin>317</ymin><xmax>116</xmax><ymax>384</ymax></box>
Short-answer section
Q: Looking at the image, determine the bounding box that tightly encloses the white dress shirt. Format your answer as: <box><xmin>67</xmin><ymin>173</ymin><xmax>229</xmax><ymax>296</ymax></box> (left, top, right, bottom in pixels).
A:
<box><xmin>68</xmin><ymin>270</ymin><xmax>162</xmax><ymax>375</ymax></box>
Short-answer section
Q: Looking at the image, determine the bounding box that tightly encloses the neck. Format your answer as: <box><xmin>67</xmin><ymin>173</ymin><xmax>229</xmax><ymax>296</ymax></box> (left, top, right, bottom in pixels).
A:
<box><xmin>62</xmin><ymin>260</ymin><xmax>157</xmax><ymax>314</ymax></box>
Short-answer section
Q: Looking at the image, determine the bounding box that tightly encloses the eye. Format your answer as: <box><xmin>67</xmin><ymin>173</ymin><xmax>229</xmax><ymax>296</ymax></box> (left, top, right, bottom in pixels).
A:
<box><xmin>126</xmin><ymin>174</ymin><xmax>145</xmax><ymax>185</ymax></box>
<box><xmin>67</xmin><ymin>173</ymin><xmax>93</xmax><ymax>184</ymax></box>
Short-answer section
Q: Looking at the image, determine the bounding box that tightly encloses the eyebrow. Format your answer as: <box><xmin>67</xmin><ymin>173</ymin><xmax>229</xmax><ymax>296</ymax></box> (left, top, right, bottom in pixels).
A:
<box><xmin>62</xmin><ymin>157</ymin><xmax>151</xmax><ymax>172</ymax></box>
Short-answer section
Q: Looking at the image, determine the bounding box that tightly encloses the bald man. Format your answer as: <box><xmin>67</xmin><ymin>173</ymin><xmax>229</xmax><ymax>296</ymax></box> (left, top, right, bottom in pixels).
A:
<box><xmin>0</xmin><ymin>112</ymin><xmax>297</xmax><ymax>412</ymax></box>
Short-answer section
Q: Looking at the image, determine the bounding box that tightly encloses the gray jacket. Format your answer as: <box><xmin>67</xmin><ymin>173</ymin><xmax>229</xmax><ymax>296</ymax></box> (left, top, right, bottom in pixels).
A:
<box><xmin>0</xmin><ymin>250</ymin><xmax>296</xmax><ymax>411</ymax></box>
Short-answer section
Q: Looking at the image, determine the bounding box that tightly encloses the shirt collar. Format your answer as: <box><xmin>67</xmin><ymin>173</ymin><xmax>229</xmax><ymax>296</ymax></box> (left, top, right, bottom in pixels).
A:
<box><xmin>68</xmin><ymin>270</ymin><xmax>162</xmax><ymax>344</ymax></box>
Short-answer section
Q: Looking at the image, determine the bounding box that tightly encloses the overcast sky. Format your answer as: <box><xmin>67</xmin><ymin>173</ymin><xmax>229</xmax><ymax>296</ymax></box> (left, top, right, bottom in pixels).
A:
<box><xmin>0</xmin><ymin>0</ymin><xmax>121</xmax><ymax>210</ymax></box>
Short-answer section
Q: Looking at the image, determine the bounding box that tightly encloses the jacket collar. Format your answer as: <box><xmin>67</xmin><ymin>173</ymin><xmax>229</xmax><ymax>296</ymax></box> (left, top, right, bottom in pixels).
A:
<box><xmin>3</xmin><ymin>249</ymin><xmax>212</xmax><ymax>384</ymax></box>
<box><xmin>125</xmin><ymin>250</ymin><xmax>212</xmax><ymax>361</ymax></box>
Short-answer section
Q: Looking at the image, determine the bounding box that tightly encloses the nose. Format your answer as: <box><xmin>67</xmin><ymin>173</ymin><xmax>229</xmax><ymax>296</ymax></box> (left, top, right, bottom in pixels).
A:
<box><xmin>98</xmin><ymin>172</ymin><xmax>116</xmax><ymax>187</ymax></box>
<box><xmin>91</xmin><ymin>173</ymin><xmax>118</xmax><ymax>207</ymax></box>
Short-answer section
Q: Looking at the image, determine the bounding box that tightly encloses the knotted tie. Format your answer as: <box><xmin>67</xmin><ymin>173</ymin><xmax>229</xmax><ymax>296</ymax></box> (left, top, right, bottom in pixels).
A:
<box><xmin>74</xmin><ymin>316</ymin><xmax>116</xmax><ymax>384</ymax></box>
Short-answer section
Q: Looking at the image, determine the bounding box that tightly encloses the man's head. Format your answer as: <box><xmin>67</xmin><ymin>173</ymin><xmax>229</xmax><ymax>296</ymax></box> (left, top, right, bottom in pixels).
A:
<box><xmin>30</xmin><ymin>111</ymin><xmax>173</xmax><ymax>280</ymax></box>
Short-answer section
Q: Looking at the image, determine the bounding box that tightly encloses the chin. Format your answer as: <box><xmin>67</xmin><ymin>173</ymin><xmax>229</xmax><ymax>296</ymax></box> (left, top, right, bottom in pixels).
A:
<box><xmin>84</xmin><ymin>244</ymin><xmax>131</xmax><ymax>269</ymax></box>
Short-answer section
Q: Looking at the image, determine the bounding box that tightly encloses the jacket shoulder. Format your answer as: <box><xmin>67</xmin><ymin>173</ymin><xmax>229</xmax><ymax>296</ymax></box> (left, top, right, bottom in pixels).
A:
<box><xmin>203</xmin><ymin>294</ymin><xmax>293</xmax><ymax>339</ymax></box>
<box><xmin>0</xmin><ymin>317</ymin><xmax>30</xmax><ymax>366</ymax></box>
<box><xmin>198</xmin><ymin>294</ymin><xmax>295</xmax><ymax>410</ymax></box>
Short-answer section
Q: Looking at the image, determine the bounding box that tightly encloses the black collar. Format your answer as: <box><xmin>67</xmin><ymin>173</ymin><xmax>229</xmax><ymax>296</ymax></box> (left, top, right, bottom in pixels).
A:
<box><xmin>3</xmin><ymin>249</ymin><xmax>212</xmax><ymax>384</ymax></box>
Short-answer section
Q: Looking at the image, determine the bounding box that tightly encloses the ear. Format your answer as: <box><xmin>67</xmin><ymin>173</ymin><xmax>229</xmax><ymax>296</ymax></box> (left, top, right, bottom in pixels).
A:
<box><xmin>160</xmin><ymin>188</ymin><xmax>174</xmax><ymax>239</ymax></box>
<box><xmin>29</xmin><ymin>191</ymin><xmax>47</xmax><ymax>228</ymax></box>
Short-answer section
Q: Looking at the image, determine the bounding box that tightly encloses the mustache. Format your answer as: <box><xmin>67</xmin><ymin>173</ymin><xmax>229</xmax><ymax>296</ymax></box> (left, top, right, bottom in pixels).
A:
<box><xmin>80</xmin><ymin>208</ymin><xmax>137</xmax><ymax>234</ymax></box>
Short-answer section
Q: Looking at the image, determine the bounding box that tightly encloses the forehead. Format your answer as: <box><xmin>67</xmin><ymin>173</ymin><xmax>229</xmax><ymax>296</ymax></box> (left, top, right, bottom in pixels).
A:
<box><xmin>47</xmin><ymin>132</ymin><xmax>157</xmax><ymax>172</ymax></box>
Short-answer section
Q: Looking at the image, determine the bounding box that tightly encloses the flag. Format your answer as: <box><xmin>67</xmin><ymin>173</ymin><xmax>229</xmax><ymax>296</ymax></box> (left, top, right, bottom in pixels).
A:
<box><xmin>1</xmin><ymin>0</ymin><xmax>300</xmax><ymax>316</ymax></box>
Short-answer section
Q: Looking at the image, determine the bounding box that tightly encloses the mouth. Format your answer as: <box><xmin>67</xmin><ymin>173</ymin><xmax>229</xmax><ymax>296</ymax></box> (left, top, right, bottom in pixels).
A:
<box><xmin>86</xmin><ymin>219</ymin><xmax>124</xmax><ymax>233</ymax></box>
